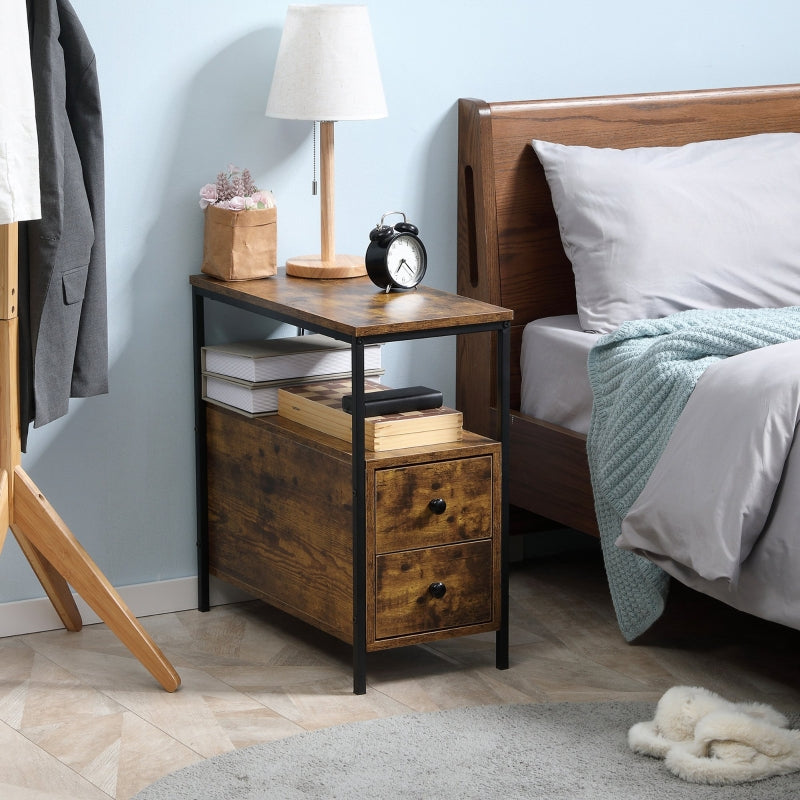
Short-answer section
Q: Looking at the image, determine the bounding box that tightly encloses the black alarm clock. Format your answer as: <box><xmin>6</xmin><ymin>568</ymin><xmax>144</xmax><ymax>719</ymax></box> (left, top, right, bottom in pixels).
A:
<box><xmin>365</xmin><ymin>211</ymin><xmax>427</xmax><ymax>292</ymax></box>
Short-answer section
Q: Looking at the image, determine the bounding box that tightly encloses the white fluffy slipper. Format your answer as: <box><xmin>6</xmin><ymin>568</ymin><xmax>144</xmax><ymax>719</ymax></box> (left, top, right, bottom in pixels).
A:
<box><xmin>629</xmin><ymin>686</ymin><xmax>789</xmax><ymax>759</ymax></box>
<box><xmin>664</xmin><ymin>710</ymin><xmax>800</xmax><ymax>784</ymax></box>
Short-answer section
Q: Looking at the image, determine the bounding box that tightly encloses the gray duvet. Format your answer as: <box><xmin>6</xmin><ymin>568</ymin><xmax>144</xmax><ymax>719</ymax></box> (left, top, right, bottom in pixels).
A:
<box><xmin>618</xmin><ymin>339</ymin><xmax>800</xmax><ymax>630</ymax></box>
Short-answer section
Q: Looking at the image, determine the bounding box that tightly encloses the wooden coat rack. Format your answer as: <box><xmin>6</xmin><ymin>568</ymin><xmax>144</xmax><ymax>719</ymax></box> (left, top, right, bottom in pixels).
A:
<box><xmin>0</xmin><ymin>221</ymin><xmax>180</xmax><ymax>692</ymax></box>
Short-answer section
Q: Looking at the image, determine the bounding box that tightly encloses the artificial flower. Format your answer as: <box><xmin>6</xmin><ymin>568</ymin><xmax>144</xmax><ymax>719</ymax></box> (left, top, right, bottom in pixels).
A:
<box><xmin>198</xmin><ymin>166</ymin><xmax>275</xmax><ymax>210</ymax></box>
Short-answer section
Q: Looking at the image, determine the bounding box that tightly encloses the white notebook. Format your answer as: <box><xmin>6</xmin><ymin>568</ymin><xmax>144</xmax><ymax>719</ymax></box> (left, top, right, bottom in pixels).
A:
<box><xmin>203</xmin><ymin>370</ymin><xmax>385</xmax><ymax>415</ymax></box>
<box><xmin>201</xmin><ymin>333</ymin><xmax>382</xmax><ymax>383</ymax></box>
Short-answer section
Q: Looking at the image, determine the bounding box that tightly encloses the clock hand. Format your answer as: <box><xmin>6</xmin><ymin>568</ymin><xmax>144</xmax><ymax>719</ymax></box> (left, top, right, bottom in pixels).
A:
<box><xmin>398</xmin><ymin>258</ymin><xmax>415</xmax><ymax>277</ymax></box>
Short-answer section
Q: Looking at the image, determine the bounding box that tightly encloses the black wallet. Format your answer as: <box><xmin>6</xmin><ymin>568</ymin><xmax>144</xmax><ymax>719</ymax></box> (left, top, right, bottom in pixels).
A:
<box><xmin>342</xmin><ymin>385</ymin><xmax>443</xmax><ymax>416</ymax></box>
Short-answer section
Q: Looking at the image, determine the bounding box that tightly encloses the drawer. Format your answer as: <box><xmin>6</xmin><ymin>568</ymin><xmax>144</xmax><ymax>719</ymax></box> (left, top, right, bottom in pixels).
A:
<box><xmin>374</xmin><ymin>540</ymin><xmax>493</xmax><ymax>639</ymax></box>
<box><xmin>374</xmin><ymin>455</ymin><xmax>493</xmax><ymax>553</ymax></box>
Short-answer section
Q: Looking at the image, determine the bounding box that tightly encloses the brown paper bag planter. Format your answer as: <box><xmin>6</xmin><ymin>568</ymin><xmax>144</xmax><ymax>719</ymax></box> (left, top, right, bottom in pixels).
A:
<box><xmin>202</xmin><ymin>204</ymin><xmax>277</xmax><ymax>281</ymax></box>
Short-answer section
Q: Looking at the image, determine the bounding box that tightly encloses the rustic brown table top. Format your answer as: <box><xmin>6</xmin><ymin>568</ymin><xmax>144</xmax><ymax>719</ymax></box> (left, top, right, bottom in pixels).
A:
<box><xmin>190</xmin><ymin>272</ymin><xmax>512</xmax><ymax>338</ymax></box>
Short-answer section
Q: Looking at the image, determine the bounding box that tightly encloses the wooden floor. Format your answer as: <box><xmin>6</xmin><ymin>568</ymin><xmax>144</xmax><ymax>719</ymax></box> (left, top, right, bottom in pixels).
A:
<box><xmin>2</xmin><ymin>544</ymin><xmax>800</xmax><ymax>800</ymax></box>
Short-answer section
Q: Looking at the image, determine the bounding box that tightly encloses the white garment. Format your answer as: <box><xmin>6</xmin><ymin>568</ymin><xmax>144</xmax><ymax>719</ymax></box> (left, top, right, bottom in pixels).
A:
<box><xmin>0</xmin><ymin>0</ymin><xmax>41</xmax><ymax>224</ymax></box>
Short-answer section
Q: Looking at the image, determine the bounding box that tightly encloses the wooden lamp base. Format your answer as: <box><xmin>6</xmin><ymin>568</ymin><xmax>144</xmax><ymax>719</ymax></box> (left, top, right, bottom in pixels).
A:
<box><xmin>286</xmin><ymin>253</ymin><xmax>367</xmax><ymax>279</ymax></box>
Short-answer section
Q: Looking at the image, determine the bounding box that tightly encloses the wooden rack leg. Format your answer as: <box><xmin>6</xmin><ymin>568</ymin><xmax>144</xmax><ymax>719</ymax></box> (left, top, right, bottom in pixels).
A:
<box><xmin>10</xmin><ymin>517</ymin><xmax>83</xmax><ymax>632</ymax></box>
<box><xmin>0</xmin><ymin>470</ymin><xmax>8</xmax><ymax>552</ymax></box>
<box><xmin>2</xmin><ymin>221</ymin><xmax>180</xmax><ymax>692</ymax></box>
<box><xmin>12</xmin><ymin>466</ymin><xmax>180</xmax><ymax>692</ymax></box>
<box><xmin>2</xmin><ymin>320</ymin><xmax>82</xmax><ymax>630</ymax></box>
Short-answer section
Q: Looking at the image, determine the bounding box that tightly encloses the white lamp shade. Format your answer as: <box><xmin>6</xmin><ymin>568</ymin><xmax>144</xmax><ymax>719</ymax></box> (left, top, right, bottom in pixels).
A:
<box><xmin>0</xmin><ymin>0</ymin><xmax>41</xmax><ymax>224</ymax></box>
<box><xmin>266</xmin><ymin>4</ymin><xmax>387</xmax><ymax>122</ymax></box>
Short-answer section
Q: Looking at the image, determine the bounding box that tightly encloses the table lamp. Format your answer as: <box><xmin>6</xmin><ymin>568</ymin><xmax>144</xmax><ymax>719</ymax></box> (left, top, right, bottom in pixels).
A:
<box><xmin>266</xmin><ymin>4</ymin><xmax>387</xmax><ymax>279</ymax></box>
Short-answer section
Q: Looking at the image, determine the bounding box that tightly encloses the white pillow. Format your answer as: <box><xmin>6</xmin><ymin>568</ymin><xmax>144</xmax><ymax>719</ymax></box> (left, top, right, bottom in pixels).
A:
<box><xmin>532</xmin><ymin>133</ymin><xmax>800</xmax><ymax>333</ymax></box>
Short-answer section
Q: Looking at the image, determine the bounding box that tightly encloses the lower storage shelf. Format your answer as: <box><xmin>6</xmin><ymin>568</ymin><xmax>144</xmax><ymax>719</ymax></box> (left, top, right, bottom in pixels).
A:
<box><xmin>205</xmin><ymin>403</ymin><xmax>501</xmax><ymax>652</ymax></box>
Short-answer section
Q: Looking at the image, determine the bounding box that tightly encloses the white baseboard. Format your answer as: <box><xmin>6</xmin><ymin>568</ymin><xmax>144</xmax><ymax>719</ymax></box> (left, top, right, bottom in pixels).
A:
<box><xmin>0</xmin><ymin>576</ymin><xmax>253</xmax><ymax>638</ymax></box>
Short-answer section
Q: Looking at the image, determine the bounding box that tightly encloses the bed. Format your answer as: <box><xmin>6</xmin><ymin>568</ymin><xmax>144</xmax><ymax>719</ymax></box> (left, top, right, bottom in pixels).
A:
<box><xmin>456</xmin><ymin>83</ymin><xmax>800</xmax><ymax>639</ymax></box>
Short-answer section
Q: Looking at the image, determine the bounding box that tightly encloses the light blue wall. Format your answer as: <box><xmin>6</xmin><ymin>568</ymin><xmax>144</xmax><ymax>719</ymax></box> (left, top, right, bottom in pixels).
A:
<box><xmin>3</xmin><ymin>0</ymin><xmax>798</xmax><ymax>603</ymax></box>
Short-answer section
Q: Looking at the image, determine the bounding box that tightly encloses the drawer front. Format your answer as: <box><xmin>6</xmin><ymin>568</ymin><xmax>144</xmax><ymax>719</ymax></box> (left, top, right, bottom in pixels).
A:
<box><xmin>375</xmin><ymin>540</ymin><xmax>493</xmax><ymax>639</ymax></box>
<box><xmin>374</xmin><ymin>455</ymin><xmax>494</xmax><ymax>553</ymax></box>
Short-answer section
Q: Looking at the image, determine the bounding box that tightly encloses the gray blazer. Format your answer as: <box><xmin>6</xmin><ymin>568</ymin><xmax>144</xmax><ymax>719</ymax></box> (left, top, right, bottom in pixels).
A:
<box><xmin>19</xmin><ymin>0</ymin><xmax>108</xmax><ymax>448</ymax></box>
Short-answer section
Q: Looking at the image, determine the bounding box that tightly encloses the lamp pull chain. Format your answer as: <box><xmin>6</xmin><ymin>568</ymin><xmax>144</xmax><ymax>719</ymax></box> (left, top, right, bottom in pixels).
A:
<box><xmin>312</xmin><ymin>121</ymin><xmax>318</xmax><ymax>196</ymax></box>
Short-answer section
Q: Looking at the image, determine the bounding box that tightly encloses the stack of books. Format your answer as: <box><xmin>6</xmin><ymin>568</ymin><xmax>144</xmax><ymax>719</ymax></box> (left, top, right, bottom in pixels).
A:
<box><xmin>277</xmin><ymin>378</ymin><xmax>463</xmax><ymax>451</ymax></box>
<box><xmin>202</xmin><ymin>334</ymin><xmax>383</xmax><ymax>415</ymax></box>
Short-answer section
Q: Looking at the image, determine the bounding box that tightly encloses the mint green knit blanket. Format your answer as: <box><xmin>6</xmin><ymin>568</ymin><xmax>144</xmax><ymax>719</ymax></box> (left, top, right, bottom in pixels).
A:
<box><xmin>586</xmin><ymin>305</ymin><xmax>800</xmax><ymax>641</ymax></box>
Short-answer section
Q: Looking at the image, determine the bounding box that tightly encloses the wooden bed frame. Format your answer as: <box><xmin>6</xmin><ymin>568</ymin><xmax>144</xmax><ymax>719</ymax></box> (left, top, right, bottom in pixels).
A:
<box><xmin>456</xmin><ymin>83</ymin><xmax>800</xmax><ymax>538</ymax></box>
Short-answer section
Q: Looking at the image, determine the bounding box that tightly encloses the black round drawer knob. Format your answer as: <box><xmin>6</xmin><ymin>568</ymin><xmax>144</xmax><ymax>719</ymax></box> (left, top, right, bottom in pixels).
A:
<box><xmin>428</xmin><ymin>498</ymin><xmax>447</xmax><ymax>515</ymax></box>
<box><xmin>428</xmin><ymin>581</ymin><xmax>447</xmax><ymax>599</ymax></box>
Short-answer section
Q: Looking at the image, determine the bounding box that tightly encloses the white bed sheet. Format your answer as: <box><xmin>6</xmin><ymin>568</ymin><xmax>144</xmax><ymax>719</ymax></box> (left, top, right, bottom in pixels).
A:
<box><xmin>520</xmin><ymin>315</ymin><xmax>599</xmax><ymax>434</ymax></box>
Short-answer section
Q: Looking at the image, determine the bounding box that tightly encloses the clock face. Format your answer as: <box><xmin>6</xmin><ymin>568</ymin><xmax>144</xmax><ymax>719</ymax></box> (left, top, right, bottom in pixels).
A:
<box><xmin>386</xmin><ymin>234</ymin><xmax>426</xmax><ymax>288</ymax></box>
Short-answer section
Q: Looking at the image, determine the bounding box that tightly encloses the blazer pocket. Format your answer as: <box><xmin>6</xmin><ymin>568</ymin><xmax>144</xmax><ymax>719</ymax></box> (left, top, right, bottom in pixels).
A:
<box><xmin>62</xmin><ymin>264</ymin><xmax>89</xmax><ymax>305</ymax></box>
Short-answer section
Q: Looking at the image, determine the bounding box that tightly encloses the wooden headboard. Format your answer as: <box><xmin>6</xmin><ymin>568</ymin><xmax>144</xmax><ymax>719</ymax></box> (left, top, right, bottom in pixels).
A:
<box><xmin>455</xmin><ymin>84</ymin><xmax>800</xmax><ymax>533</ymax></box>
<box><xmin>457</xmin><ymin>84</ymin><xmax>800</xmax><ymax>426</ymax></box>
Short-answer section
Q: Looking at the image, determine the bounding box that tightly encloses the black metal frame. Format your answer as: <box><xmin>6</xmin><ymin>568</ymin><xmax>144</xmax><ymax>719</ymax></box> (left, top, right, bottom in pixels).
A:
<box><xmin>192</xmin><ymin>283</ymin><xmax>510</xmax><ymax>694</ymax></box>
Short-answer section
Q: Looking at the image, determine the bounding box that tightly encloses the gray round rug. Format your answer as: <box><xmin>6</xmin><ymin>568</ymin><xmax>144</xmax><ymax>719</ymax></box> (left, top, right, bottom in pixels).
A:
<box><xmin>133</xmin><ymin>702</ymin><xmax>800</xmax><ymax>799</ymax></box>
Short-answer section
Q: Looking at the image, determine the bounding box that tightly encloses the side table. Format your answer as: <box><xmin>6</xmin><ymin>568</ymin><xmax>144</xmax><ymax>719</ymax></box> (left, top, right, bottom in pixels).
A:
<box><xmin>191</xmin><ymin>272</ymin><xmax>512</xmax><ymax>694</ymax></box>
